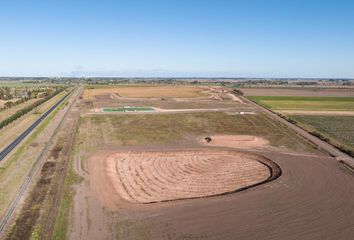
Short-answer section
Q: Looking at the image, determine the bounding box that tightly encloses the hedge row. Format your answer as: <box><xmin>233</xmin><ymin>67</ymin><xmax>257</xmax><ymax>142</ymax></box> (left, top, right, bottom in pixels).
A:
<box><xmin>0</xmin><ymin>88</ymin><xmax>65</xmax><ymax>129</ymax></box>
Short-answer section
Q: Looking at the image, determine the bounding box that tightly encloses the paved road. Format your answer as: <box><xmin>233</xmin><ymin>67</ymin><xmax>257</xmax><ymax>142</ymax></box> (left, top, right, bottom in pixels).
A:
<box><xmin>0</xmin><ymin>91</ymin><xmax>71</xmax><ymax>162</ymax></box>
<box><xmin>242</xmin><ymin>96</ymin><xmax>354</xmax><ymax>168</ymax></box>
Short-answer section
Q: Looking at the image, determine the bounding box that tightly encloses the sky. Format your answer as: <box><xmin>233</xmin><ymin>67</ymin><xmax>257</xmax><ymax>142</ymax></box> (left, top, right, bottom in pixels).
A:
<box><xmin>0</xmin><ymin>0</ymin><xmax>354</xmax><ymax>78</ymax></box>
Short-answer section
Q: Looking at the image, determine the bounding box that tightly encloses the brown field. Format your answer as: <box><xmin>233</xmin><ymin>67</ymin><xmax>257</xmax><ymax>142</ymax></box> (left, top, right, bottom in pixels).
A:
<box><xmin>81</xmin><ymin>85</ymin><xmax>252</xmax><ymax>111</ymax></box>
<box><xmin>83</xmin><ymin>85</ymin><xmax>209</xmax><ymax>99</ymax></box>
<box><xmin>200</xmin><ymin>135</ymin><xmax>268</xmax><ymax>149</ymax></box>
<box><xmin>98</xmin><ymin>150</ymin><xmax>271</xmax><ymax>204</ymax></box>
<box><xmin>241</xmin><ymin>87</ymin><xmax>354</xmax><ymax>97</ymax></box>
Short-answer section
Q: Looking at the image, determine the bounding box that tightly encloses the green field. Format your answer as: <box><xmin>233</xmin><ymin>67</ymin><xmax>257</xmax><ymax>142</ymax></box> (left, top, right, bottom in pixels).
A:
<box><xmin>248</xmin><ymin>96</ymin><xmax>354</xmax><ymax>111</ymax></box>
<box><xmin>291</xmin><ymin>115</ymin><xmax>354</xmax><ymax>151</ymax></box>
<box><xmin>102</xmin><ymin>106</ymin><xmax>154</xmax><ymax>112</ymax></box>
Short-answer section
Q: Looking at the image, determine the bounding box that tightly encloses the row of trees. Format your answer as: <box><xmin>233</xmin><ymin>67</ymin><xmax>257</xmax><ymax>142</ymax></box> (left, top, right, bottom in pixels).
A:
<box><xmin>0</xmin><ymin>87</ymin><xmax>62</xmax><ymax>112</ymax></box>
<box><xmin>0</xmin><ymin>87</ymin><xmax>65</xmax><ymax>129</ymax></box>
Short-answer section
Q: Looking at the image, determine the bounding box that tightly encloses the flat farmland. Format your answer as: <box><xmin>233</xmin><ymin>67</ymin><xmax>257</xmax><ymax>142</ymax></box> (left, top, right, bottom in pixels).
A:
<box><xmin>291</xmin><ymin>115</ymin><xmax>354</xmax><ymax>151</ymax></box>
<box><xmin>248</xmin><ymin>96</ymin><xmax>354</xmax><ymax>111</ymax></box>
<box><xmin>91</xmin><ymin>96</ymin><xmax>246</xmax><ymax>110</ymax></box>
<box><xmin>241</xmin><ymin>87</ymin><xmax>354</xmax><ymax>97</ymax></box>
<box><xmin>52</xmin><ymin>84</ymin><xmax>354</xmax><ymax>240</ymax></box>
<box><xmin>78</xmin><ymin>112</ymin><xmax>312</xmax><ymax>152</ymax></box>
<box><xmin>83</xmin><ymin>85</ymin><xmax>208</xmax><ymax>99</ymax></box>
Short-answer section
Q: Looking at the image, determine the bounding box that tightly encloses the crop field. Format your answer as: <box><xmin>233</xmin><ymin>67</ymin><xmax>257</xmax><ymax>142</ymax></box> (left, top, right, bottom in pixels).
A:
<box><xmin>241</xmin><ymin>87</ymin><xmax>354</xmax><ymax>97</ymax></box>
<box><xmin>291</xmin><ymin>115</ymin><xmax>354</xmax><ymax>151</ymax></box>
<box><xmin>248</xmin><ymin>96</ymin><xmax>354</xmax><ymax>111</ymax></box>
<box><xmin>83</xmin><ymin>85</ymin><xmax>208</xmax><ymax>99</ymax></box>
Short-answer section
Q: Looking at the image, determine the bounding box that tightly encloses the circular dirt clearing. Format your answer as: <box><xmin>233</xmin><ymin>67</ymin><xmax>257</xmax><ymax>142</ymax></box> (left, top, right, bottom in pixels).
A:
<box><xmin>104</xmin><ymin>150</ymin><xmax>276</xmax><ymax>203</ymax></box>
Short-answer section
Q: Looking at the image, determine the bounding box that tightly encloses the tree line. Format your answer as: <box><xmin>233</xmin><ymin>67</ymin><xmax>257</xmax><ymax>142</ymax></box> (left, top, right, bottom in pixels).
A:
<box><xmin>0</xmin><ymin>87</ymin><xmax>66</xmax><ymax>129</ymax></box>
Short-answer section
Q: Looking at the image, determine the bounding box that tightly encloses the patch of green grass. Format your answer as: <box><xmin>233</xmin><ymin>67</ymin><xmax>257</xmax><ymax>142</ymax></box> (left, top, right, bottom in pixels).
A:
<box><xmin>30</xmin><ymin>224</ymin><xmax>41</xmax><ymax>240</ymax></box>
<box><xmin>291</xmin><ymin>115</ymin><xmax>354</xmax><ymax>151</ymax></box>
<box><xmin>248</xmin><ymin>96</ymin><xmax>354</xmax><ymax>111</ymax></box>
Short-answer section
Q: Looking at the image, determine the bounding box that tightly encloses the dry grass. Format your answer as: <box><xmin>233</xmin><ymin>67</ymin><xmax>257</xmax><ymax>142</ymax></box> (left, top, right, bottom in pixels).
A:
<box><xmin>77</xmin><ymin>112</ymin><xmax>314</xmax><ymax>152</ymax></box>
<box><xmin>83</xmin><ymin>85</ymin><xmax>208</xmax><ymax>99</ymax></box>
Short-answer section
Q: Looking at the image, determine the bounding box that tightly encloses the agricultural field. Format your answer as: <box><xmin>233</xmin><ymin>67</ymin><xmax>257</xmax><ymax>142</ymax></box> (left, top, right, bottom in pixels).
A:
<box><xmin>291</xmin><ymin>115</ymin><xmax>354</xmax><ymax>152</ymax></box>
<box><xmin>83</xmin><ymin>85</ymin><xmax>209</xmax><ymax>99</ymax></box>
<box><xmin>248</xmin><ymin>96</ymin><xmax>354</xmax><ymax>111</ymax></box>
<box><xmin>241</xmin><ymin>87</ymin><xmax>354</xmax><ymax>97</ymax></box>
<box><xmin>78</xmin><ymin>112</ymin><xmax>311</xmax><ymax>151</ymax></box>
<box><xmin>49</xmin><ymin>83</ymin><xmax>336</xmax><ymax>240</ymax></box>
<box><xmin>84</xmin><ymin>85</ymin><xmax>250</xmax><ymax>111</ymax></box>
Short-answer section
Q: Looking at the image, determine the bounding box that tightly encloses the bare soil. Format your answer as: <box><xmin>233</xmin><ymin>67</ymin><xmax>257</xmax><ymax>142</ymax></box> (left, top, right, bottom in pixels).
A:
<box><xmin>69</xmin><ymin>147</ymin><xmax>354</xmax><ymax>240</ymax></box>
<box><xmin>200</xmin><ymin>135</ymin><xmax>268</xmax><ymax>149</ymax></box>
<box><xmin>83</xmin><ymin>85</ymin><xmax>208</xmax><ymax>99</ymax></box>
<box><xmin>91</xmin><ymin>150</ymin><xmax>270</xmax><ymax>204</ymax></box>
